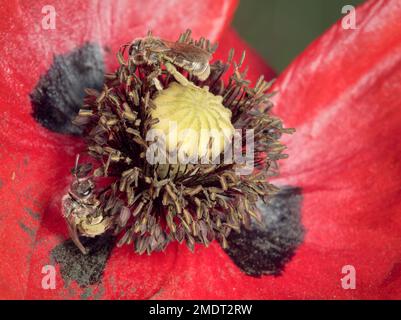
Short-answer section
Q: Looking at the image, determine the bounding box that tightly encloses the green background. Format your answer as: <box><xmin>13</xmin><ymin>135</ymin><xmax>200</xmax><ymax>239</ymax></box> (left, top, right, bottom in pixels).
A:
<box><xmin>233</xmin><ymin>0</ymin><xmax>364</xmax><ymax>72</ymax></box>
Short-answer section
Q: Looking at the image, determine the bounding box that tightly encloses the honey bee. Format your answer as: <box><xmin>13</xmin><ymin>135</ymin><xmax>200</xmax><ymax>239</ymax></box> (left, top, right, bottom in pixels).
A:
<box><xmin>128</xmin><ymin>35</ymin><xmax>212</xmax><ymax>83</ymax></box>
<box><xmin>62</xmin><ymin>155</ymin><xmax>112</xmax><ymax>254</ymax></box>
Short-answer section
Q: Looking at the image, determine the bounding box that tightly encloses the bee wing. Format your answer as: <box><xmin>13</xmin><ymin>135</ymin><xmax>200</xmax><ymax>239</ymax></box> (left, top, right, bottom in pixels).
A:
<box><xmin>61</xmin><ymin>195</ymin><xmax>73</xmax><ymax>217</ymax></box>
<box><xmin>163</xmin><ymin>42</ymin><xmax>211</xmax><ymax>69</ymax></box>
<box><xmin>145</xmin><ymin>38</ymin><xmax>172</xmax><ymax>53</ymax></box>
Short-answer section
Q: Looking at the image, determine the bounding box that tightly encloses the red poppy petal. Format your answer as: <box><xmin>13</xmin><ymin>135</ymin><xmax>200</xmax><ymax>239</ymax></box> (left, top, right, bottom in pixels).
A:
<box><xmin>269</xmin><ymin>0</ymin><xmax>401</xmax><ymax>298</ymax></box>
<box><xmin>0</xmin><ymin>0</ymin><xmax>238</xmax><ymax>299</ymax></box>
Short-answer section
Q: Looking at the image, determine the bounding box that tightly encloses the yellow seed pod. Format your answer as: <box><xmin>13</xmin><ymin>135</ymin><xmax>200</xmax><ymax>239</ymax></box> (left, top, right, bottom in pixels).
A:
<box><xmin>150</xmin><ymin>82</ymin><xmax>235</xmax><ymax>163</ymax></box>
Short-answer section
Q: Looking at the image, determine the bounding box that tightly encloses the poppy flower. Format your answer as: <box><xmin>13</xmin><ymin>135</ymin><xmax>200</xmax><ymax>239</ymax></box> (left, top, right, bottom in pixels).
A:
<box><xmin>0</xmin><ymin>0</ymin><xmax>400</xmax><ymax>300</ymax></box>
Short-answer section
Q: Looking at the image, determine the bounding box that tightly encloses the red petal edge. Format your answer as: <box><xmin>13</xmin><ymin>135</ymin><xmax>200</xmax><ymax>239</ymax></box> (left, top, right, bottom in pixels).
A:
<box><xmin>271</xmin><ymin>0</ymin><xmax>401</xmax><ymax>299</ymax></box>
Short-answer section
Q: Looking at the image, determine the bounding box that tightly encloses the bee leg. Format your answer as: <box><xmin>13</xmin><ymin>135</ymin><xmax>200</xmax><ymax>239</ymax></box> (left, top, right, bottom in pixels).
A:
<box><xmin>153</xmin><ymin>78</ymin><xmax>163</xmax><ymax>91</ymax></box>
<box><xmin>148</xmin><ymin>69</ymin><xmax>163</xmax><ymax>91</ymax></box>
<box><xmin>66</xmin><ymin>216</ymin><xmax>88</xmax><ymax>255</ymax></box>
<box><xmin>165</xmin><ymin>62</ymin><xmax>196</xmax><ymax>88</ymax></box>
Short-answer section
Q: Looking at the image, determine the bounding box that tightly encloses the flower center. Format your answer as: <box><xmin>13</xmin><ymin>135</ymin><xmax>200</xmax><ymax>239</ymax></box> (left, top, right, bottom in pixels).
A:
<box><xmin>151</xmin><ymin>82</ymin><xmax>235</xmax><ymax>162</ymax></box>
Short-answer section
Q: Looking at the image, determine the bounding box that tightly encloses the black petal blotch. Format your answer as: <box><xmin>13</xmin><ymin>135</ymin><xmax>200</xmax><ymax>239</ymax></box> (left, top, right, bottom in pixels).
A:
<box><xmin>224</xmin><ymin>186</ymin><xmax>305</xmax><ymax>277</ymax></box>
<box><xmin>51</xmin><ymin>234</ymin><xmax>114</xmax><ymax>287</ymax></box>
<box><xmin>30</xmin><ymin>43</ymin><xmax>104</xmax><ymax>134</ymax></box>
